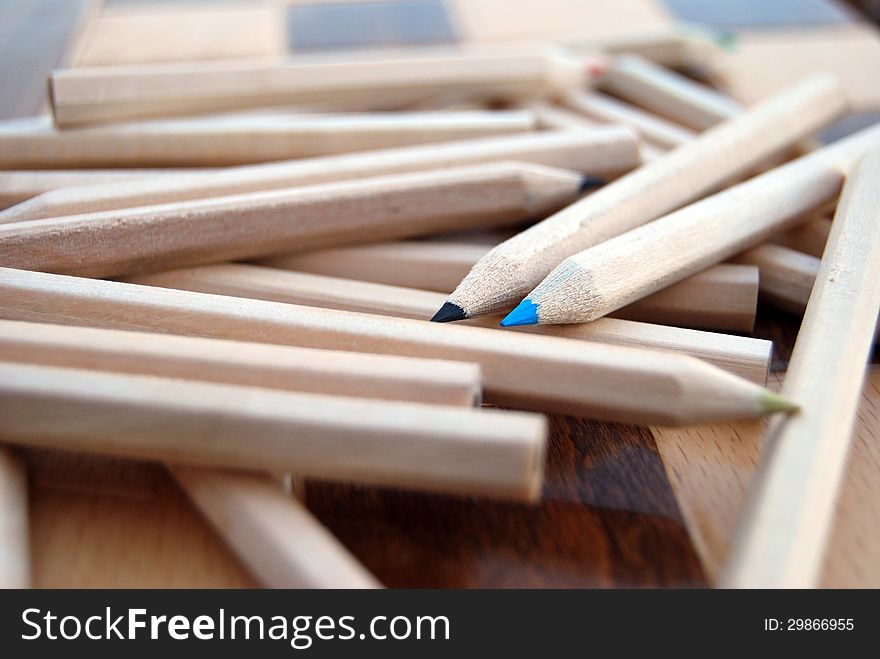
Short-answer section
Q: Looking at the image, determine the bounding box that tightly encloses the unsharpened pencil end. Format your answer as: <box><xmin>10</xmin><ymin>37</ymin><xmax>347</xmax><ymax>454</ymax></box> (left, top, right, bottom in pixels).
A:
<box><xmin>500</xmin><ymin>299</ymin><xmax>539</xmax><ymax>327</ymax></box>
<box><xmin>430</xmin><ymin>301</ymin><xmax>468</xmax><ymax>323</ymax></box>
<box><xmin>759</xmin><ymin>390</ymin><xmax>800</xmax><ymax>415</ymax></box>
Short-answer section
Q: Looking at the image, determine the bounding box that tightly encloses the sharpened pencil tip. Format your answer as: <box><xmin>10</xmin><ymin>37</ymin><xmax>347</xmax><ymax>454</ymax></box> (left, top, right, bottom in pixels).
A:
<box><xmin>717</xmin><ymin>30</ymin><xmax>738</xmax><ymax>51</ymax></box>
<box><xmin>759</xmin><ymin>390</ymin><xmax>800</xmax><ymax>415</ymax></box>
<box><xmin>579</xmin><ymin>175</ymin><xmax>605</xmax><ymax>193</ymax></box>
<box><xmin>500</xmin><ymin>299</ymin><xmax>539</xmax><ymax>327</ymax></box>
<box><xmin>430</xmin><ymin>301</ymin><xmax>468</xmax><ymax>323</ymax></box>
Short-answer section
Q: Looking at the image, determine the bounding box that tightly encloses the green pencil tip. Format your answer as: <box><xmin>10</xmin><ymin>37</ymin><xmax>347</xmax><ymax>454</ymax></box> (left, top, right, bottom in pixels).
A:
<box><xmin>759</xmin><ymin>390</ymin><xmax>800</xmax><ymax>415</ymax></box>
<box><xmin>717</xmin><ymin>30</ymin><xmax>738</xmax><ymax>51</ymax></box>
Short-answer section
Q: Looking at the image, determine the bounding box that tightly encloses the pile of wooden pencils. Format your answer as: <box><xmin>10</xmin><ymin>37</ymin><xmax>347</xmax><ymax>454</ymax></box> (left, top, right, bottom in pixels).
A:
<box><xmin>1</xmin><ymin>32</ymin><xmax>878</xmax><ymax>590</ymax></box>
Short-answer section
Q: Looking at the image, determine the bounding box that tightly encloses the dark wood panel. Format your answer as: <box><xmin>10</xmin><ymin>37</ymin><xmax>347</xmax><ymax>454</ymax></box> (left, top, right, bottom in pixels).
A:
<box><xmin>306</xmin><ymin>414</ymin><xmax>706</xmax><ymax>588</ymax></box>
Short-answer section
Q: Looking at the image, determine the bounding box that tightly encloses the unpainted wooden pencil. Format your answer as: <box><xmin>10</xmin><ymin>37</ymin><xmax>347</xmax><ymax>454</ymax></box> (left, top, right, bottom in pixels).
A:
<box><xmin>526</xmin><ymin>101</ymin><xmax>607</xmax><ymax>131</ymax></box>
<box><xmin>0</xmin><ymin>110</ymin><xmax>536</xmax><ymax>168</ymax></box>
<box><xmin>0</xmin><ymin>267</ymin><xmax>790</xmax><ymax>424</ymax></box>
<box><xmin>0</xmin><ymin>319</ymin><xmax>482</xmax><ymax>407</ymax></box>
<box><xmin>733</xmin><ymin>243</ymin><xmax>820</xmax><ymax>314</ymax></box>
<box><xmin>0</xmin><ymin>128</ymin><xmax>637</xmax><ymax>223</ymax></box>
<box><xmin>0</xmin><ymin>361</ymin><xmax>546</xmax><ymax>501</ymax></box>
<box><xmin>49</xmin><ymin>48</ymin><xmax>598</xmax><ymax>127</ymax></box>
<box><xmin>561</xmin><ymin>90</ymin><xmax>698</xmax><ymax>149</ymax></box>
<box><xmin>507</xmin><ymin>137</ymin><xmax>850</xmax><ymax>325</ymax></box>
<box><xmin>260</xmin><ymin>242</ymin><xmax>758</xmax><ymax>331</ymax></box>
<box><xmin>773</xmin><ymin>217</ymin><xmax>832</xmax><ymax>258</ymax></box>
<box><xmin>170</xmin><ymin>467</ymin><xmax>382</xmax><ymax>588</ymax></box>
<box><xmin>721</xmin><ymin>150</ymin><xmax>880</xmax><ymax>588</ymax></box>
<box><xmin>0</xmin><ymin>168</ymin><xmax>212</xmax><ymax>210</ymax></box>
<box><xmin>0</xmin><ymin>447</ymin><xmax>29</xmax><ymax>588</ymax></box>
<box><xmin>434</xmin><ymin>75</ymin><xmax>847</xmax><ymax>322</ymax></box>
<box><xmin>128</xmin><ymin>263</ymin><xmax>769</xmax><ymax>382</ymax></box>
<box><xmin>0</xmin><ymin>162</ymin><xmax>586</xmax><ymax>278</ymax></box>
<box><xmin>599</xmin><ymin>53</ymin><xmax>742</xmax><ymax>130</ymax></box>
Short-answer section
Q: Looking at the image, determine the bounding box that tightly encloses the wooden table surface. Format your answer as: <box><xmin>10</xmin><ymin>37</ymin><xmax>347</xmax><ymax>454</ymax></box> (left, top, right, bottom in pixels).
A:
<box><xmin>2</xmin><ymin>0</ymin><xmax>878</xmax><ymax>588</ymax></box>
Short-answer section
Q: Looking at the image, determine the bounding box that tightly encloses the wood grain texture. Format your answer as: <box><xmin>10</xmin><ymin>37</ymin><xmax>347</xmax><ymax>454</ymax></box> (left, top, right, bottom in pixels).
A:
<box><xmin>0</xmin><ymin>111</ymin><xmax>535</xmax><ymax>168</ymax></box>
<box><xmin>446</xmin><ymin>75</ymin><xmax>847</xmax><ymax>319</ymax></box>
<box><xmin>524</xmin><ymin>135</ymin><xmax>845</xmax><ymax>325</ymax></box>
<box><xmin>10</xmin><ymin>0</ymin><xmax>878</xmax><ymax>589</ymax></box>
<box><xmin>600</xmin><ymin>54</ymin><xmax>741</xmax><ymax>130</ymax></box>
<box><xmin>261</xmin><ymin>243</ymin><xmax>759</xmax><ymax>332</ymax></box>
<box><xmin>30</xmin><ymin>462</ymin><xmax>255</xmax><ymax>588</ymax></box>
<box><xmin>50</xmin><ymin>48</ymin><xmax>591</xmax><ymax>126</ymax></box>
<box><xmin>0</xmin><ymin>319</ymin><xmax>483</xmax><ymax>407</ymax></box>
<box><xmin>654</xmin><ymin>365</ymin><xmax>880</xmax><ymax>588</ymax></box>
<box><xmin>0</xmin><ymin>128</ymin><xmax>637</xmax><ymax>223</ymax></box>
<box><xmin>722</xmin><ymin>150</ymin><xmax>880</xmax><ymax>588</ymax></box>
<box><xmin>0</xmin><ymin>361</ymin><xmax>547</xmax><ymax>501</ymax></box>
<box><xmin>774</xmin><ymin>216</ymin><xmax>833</xmax><ymax>257</ymax></box>
<box><xmin>0</xmin><ymin>446</ymin><xmax>29</xmax><ymax>588</ymax></box>
<box><xmin>0</xmin><ymin>267</ymin><xmax>780</xmax><ymax>425</ymax></box>
<box><xmin>129</xmin><ymin>263</ymin><xmax>770</xmax><ymax>383</ymax></box>
<box><xmin>562</xmin><ymin>90</ymin><xmax>697</xmax><ymax>149</ymax></box>
<box><xmin>170</xmin><ymin>466</ymin><xmax>382</xmax><ymax>589</ymax></box>
<box><xmin>734</xmin><ymin>243</ymin><xmax>820</xmax><ymax>314</ymax></box>
<box><xmin>0</xmin><ymin>162</ymin><xmax>584</xmax><ymax>278</ymax></box>
<box><xmin>0</xmin><ymin>168</ymin><xmax>212</xmax><ymax>210</ymax></box>
<box><xmin>306</xmin><ymin>414</ymin><xmax>706</xmax><ymax>588</ymax></box>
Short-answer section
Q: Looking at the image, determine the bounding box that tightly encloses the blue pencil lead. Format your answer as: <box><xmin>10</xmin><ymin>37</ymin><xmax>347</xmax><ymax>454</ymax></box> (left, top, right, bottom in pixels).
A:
<box><xmin>500</xmin><ymin>299</ymin><xmax>539</xmax><ymax>327</ymax></box>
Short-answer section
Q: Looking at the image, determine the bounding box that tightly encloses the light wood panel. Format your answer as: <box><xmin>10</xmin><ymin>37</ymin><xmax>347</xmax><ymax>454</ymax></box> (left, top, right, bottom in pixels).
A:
<box><xmin>653</xmin><ymin>368</ymin><xmax>880</xmax><ymax>587</ymax></box>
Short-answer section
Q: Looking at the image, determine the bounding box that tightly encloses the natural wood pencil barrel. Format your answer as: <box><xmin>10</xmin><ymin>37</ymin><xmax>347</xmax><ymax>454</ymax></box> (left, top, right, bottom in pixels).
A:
<box><xmin>736</xmin><ymin>244</ymin><xmax>880</xmax><ymax>343</ymax></box>
<box><xmin>0</xmin><ymin>111</ymin><xmax>535</xmax><ymax>168</ymax></box>
<box><xmin>721</xmin><ymin>151</ymin><xmax>880</xmax><ymax>588</ymax></box>
<box><xmin>733</xmin><ymin>243</ymin><xmax>820</xmax><ymax>314</ymax></box>
<box><xmin>0</xmin><ymin>268</ymin><xmax>787</xmax><ymax>424</ymax></box>
<box><xmin>0</xmin><ymin>162</ymin><xmax>585</xmax><ymax>278</ymax></box>
<box><xmin>522</xmin><ymin>145</ymin><xmax>845</xmax><ymax>324</ymax></box>
<box><xmin>261</xmin><ymin>242</ymin><xmax>758</xmax><ymax>332</ymax></box>
<box><xmin>527</xmin><ymin>101</ymin><xmax>606</xmax><ymax>131</ymax></box>
<box><xmin>562</xmin><ymin>90</ymin><xmax>697</xmax><ymax>148</ymax></box>
<box><xmin>600</xmin><ymin>54</ymin><xmax>742</xmax><ymax>130</ymax></box>
<box><xmin>523</xmin><ymin>120</ymin><xmax>880</xmax><ymax>325</ymax></box>
<box><xmin>170</xmin><ymin>467</ymin><xmax>382</xmax><ymax>588</ymax></box>
<box><xmin>0</xmin><ymin>447</ymin><xmax>29</xmax><ymax>588</ymax></box>
<box><xmin>261</xmin><ymin>241</ymin><xmax>494</xmax><ymax>293</ymax></box>
<box><xmin>128</xmin><ymin>263</ymin><xmax>769</xmax><ymax>382</ymax></box>
<box><xmin>49</xmin><ymin>49</ymin><xmax>594</xmax><ymax>127</ymax></box>
<box><xmin>0</xmin><ymin>169</ymin><xmax>211</xmax><ymax>210</ymax></box>
<box><xmin>774</xmin><ymin>217</ymin><xmax>832</xmax><ymax>258</ymax></box>
<box><xmin>591</xmin><ymin>62</ymin><xmax>835</xmax><ymax>266</ymax></box>
<box><xmin>441</xmin><ymin>75</ymin><xmax>847</xmax><ymax>320</ymax></box>
<box><xmin>0</xmin><ymin>319</ymin><xmax>482</xmax><ymax>407</ymax></box>
<box><xmin>0</xmin><ymin>128</ymin><xmax>638</xmax><ymax>223</ymax></box>
<box><xmin>0</xmin><ymin>361</ymin><xmax>546</xmax><ymax>501</ymax></box>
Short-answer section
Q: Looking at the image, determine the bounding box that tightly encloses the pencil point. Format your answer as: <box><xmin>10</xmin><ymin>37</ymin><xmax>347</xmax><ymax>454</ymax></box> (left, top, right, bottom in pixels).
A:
<box><xmin>500</xmin><ymin>299</ymin><xmax>539</xmax><ymax>327</ymax></box>
<box><xmin>759</xmin><ymin>390</ymin><xmax>800</xmax><ymax>415</ymax></box>
<box><xmin>430</xmin><ymin>301</ymin><xmax>468</xmax><ymax>323</ymax></box>
<box><xmin>717</xmin><ymin>30</ymin><xmax>738</xmax><ymax>51</ymax></box>
<box><xmin>579</xmin><ymin>175</ymin><xmax>605</xmax><ymax>193</ymax></box>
